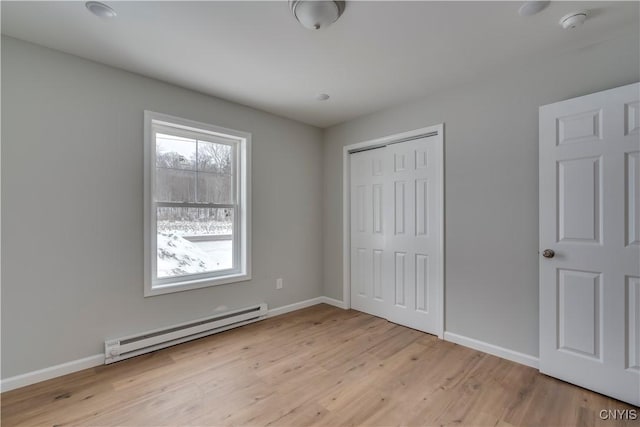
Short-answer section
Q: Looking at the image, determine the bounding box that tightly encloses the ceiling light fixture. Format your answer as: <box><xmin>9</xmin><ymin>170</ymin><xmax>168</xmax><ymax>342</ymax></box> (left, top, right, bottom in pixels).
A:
<box><xmin>518</xmin><ymin>1</ymin><xmax>550</xmax><ymax>17</ymax></box>
<box><xmin>560</xmin><ymin>10</ymin><xmax>588</xmax><ymax>29</ymax></box>
<box><xmin>290</xmin><ymin>0</ymin><xmax>345</xmax><ymax>30</ymax></box>
<box><xmin>85</xmin><ymin>1</ymin><xmax>117</xmax><ymax>18</ymax></box>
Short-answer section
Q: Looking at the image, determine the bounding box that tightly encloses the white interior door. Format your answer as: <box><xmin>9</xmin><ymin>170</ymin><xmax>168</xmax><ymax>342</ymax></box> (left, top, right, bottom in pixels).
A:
<box><xmin>539</xmin><ymin>82</ymin><xmax>640</xmax><ymax>406</ymax></box>
<box><xmin>350</xmin><ymin>134</ymin><xmax>442</xmax><ymax>336</ymax></box>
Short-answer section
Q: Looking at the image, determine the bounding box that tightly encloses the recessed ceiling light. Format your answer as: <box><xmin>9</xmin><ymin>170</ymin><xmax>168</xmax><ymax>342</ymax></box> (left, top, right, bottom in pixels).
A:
<box><xmin>316</xmin><ymin>93</ymin><xmax>330</xmax><ymax>101</ymax></box>
<box><xmin>85</xmin><ymin>1</ymin><xmax>117</xmax><ymax>18</ymax></box>
<box><xmin>518</xmin><ymin>1</ymin><xmax>550</xmax><ymax>17</ymax></box>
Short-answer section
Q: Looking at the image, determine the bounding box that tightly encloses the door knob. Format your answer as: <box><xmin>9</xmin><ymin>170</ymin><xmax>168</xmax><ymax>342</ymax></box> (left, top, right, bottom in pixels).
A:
<box><xmin>542</xmin><ymin>249</ymin><xmax>555</xmax><ymax>258</ymax></box>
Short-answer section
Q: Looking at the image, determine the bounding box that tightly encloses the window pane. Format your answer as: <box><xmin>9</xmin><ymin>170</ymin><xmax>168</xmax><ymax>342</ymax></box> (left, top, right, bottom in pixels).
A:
<box><xmin>197</xmin><ymin>140</ymin><xmax>232</xmax><ymax>173</ymax></box>
<box><xmin>156</xmin><ymin>133</ymin><xmax>196</xmax><ymax>170</ymax></box>
<box><xmin>157</xmin><ymin>207</ymin><xmax>233</xmax><ymax>279</ymax></box>
<box><xmin>197</xmin><ymin>172</ymin><xmax>233</xmax><ymax>204</ymax></box>
<box><xmin>156</xmin><ymin>168</ymin><xmax>196</xmax><ymax>203</ymax></box>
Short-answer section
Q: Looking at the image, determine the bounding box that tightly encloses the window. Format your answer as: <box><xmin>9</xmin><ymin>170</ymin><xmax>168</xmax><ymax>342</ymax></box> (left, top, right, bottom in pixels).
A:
<box><xmin>144</xmin><ymin>111</ymin><xmax>251</xmax><ymax>296</ymax></box>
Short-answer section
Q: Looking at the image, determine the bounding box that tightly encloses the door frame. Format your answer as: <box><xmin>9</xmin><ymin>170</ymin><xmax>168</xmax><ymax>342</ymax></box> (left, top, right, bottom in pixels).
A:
<box><xmin>342</xmin><ymin>123</ymin><xmax>445</xmax><ymax>338</ymax></box>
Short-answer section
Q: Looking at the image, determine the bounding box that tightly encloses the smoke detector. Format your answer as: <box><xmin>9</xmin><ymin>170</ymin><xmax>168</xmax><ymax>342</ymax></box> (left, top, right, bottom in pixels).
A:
<box><xmin>560</xmin><ymin>11</ymin><xmax>588</xmax><ymax>29</ymax></box>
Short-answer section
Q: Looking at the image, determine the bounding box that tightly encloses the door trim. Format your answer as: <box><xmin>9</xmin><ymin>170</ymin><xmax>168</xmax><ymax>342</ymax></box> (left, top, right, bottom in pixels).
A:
<box><xmin>342</xmin><ymin>123</ymin><xmax>445</xmax><ymax>338</ymax></box>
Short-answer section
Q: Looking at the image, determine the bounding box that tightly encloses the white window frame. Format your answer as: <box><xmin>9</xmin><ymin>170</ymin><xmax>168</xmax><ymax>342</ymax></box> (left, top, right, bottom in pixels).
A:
<box><xmin>144</xmin><ymin>111</ymin><xmax>251</xmax><ymax>297</ymax></box>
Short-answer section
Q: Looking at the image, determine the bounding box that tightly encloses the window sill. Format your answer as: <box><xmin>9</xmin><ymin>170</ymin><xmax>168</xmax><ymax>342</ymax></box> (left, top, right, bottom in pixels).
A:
<box><xmin>145</xmin><ymin>272</ymin><xmax>251</xmax><ymax>297</ymax></box>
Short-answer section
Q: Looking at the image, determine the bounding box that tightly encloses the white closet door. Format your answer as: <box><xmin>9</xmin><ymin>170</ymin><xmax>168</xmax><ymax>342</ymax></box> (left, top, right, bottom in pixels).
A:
<box><xmin>539</xmin><ymin>82</ymin><xmax>640</xmax><ymax>405</ymax></box>
<box><xmin>350</xmin><ymin>147</ymin><xmax>388</xmax><ymax>320</ymax></box>
<box><xmin>350</xmin><ymin>135</ymin><xmax>442</xmax><ymax>336</ymax></box>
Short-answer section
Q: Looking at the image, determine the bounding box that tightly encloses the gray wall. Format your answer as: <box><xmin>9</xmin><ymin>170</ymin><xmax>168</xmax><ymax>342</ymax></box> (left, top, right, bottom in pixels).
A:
<box><xmin>323</xmin><ymin>29</ymin><xmax>640</xmax><ymax>357</ymax></box>
<box><xmin>1</xmin><ymin>37</ymin><xmax>324</xmax><ymax>378</ymax></box>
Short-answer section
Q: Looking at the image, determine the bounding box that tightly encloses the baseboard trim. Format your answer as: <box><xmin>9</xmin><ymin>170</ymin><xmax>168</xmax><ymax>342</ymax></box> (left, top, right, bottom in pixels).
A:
<box><xmin>266</xmin><ymin>296</ymin><xmax>348</xmax><ymax>318</ymax></box>
<box><xmin>444</xmin><ymin>332</ymin><xmax>539</xmax><ymax>369</ymax></box>
<box><xmin>1</xmin><ymin>296</ymin><xmax>349</xmax><ymax>393</ymax></box>
<box><xmin>266</xmin><ymin>297</ymin><xmax>325</xmax><ymax>318</ymax></box>
<box><xmin>0</xmin><ymin>354</ymin><xmax>104</xmax><ymax>393</ymax></box>
<box><xmin>319</xmin><ymin>296</ymin><xmax>348</xmax><ymax>309</ymax></box>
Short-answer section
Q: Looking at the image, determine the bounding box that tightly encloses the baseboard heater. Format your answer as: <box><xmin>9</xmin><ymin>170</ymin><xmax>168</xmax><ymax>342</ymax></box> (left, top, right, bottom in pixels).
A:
<box><xmin>104</xmin><ymin>303</ymin><xmax>268</xmax><ymax>364</ymax></box>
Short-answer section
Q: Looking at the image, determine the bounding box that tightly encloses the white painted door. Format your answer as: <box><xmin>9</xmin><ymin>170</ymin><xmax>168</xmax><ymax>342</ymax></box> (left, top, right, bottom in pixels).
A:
<box><xmin>539</xmin><ymin>82</ymin><xmax>640</xmax><ymax>406</ymax></box>
<box><xmin>350</xmin><ymin>135</ymin><xmax>442</xmax><ymax>335</ymax></box>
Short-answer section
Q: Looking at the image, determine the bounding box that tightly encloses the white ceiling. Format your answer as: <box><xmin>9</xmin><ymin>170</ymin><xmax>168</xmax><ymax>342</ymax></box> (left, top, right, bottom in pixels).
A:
<box><xmin>2</xmin><ymin>1</ymin><xmax>638</xmax><ymax>128</ymax></box>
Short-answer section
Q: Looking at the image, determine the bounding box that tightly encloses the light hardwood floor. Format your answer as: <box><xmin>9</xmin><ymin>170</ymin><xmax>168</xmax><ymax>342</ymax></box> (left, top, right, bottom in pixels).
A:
<box><xmin>1</xmin><ymin>304</ymin><xmax>636</xmax><ymax>426</ymax></box>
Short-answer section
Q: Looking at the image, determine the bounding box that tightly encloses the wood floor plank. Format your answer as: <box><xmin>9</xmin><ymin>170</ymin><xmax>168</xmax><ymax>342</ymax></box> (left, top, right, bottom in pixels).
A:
<box><xmin>2</xmin><ymin>305</ymin><xmax>636</xmax><ymax>427</ymax></box>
